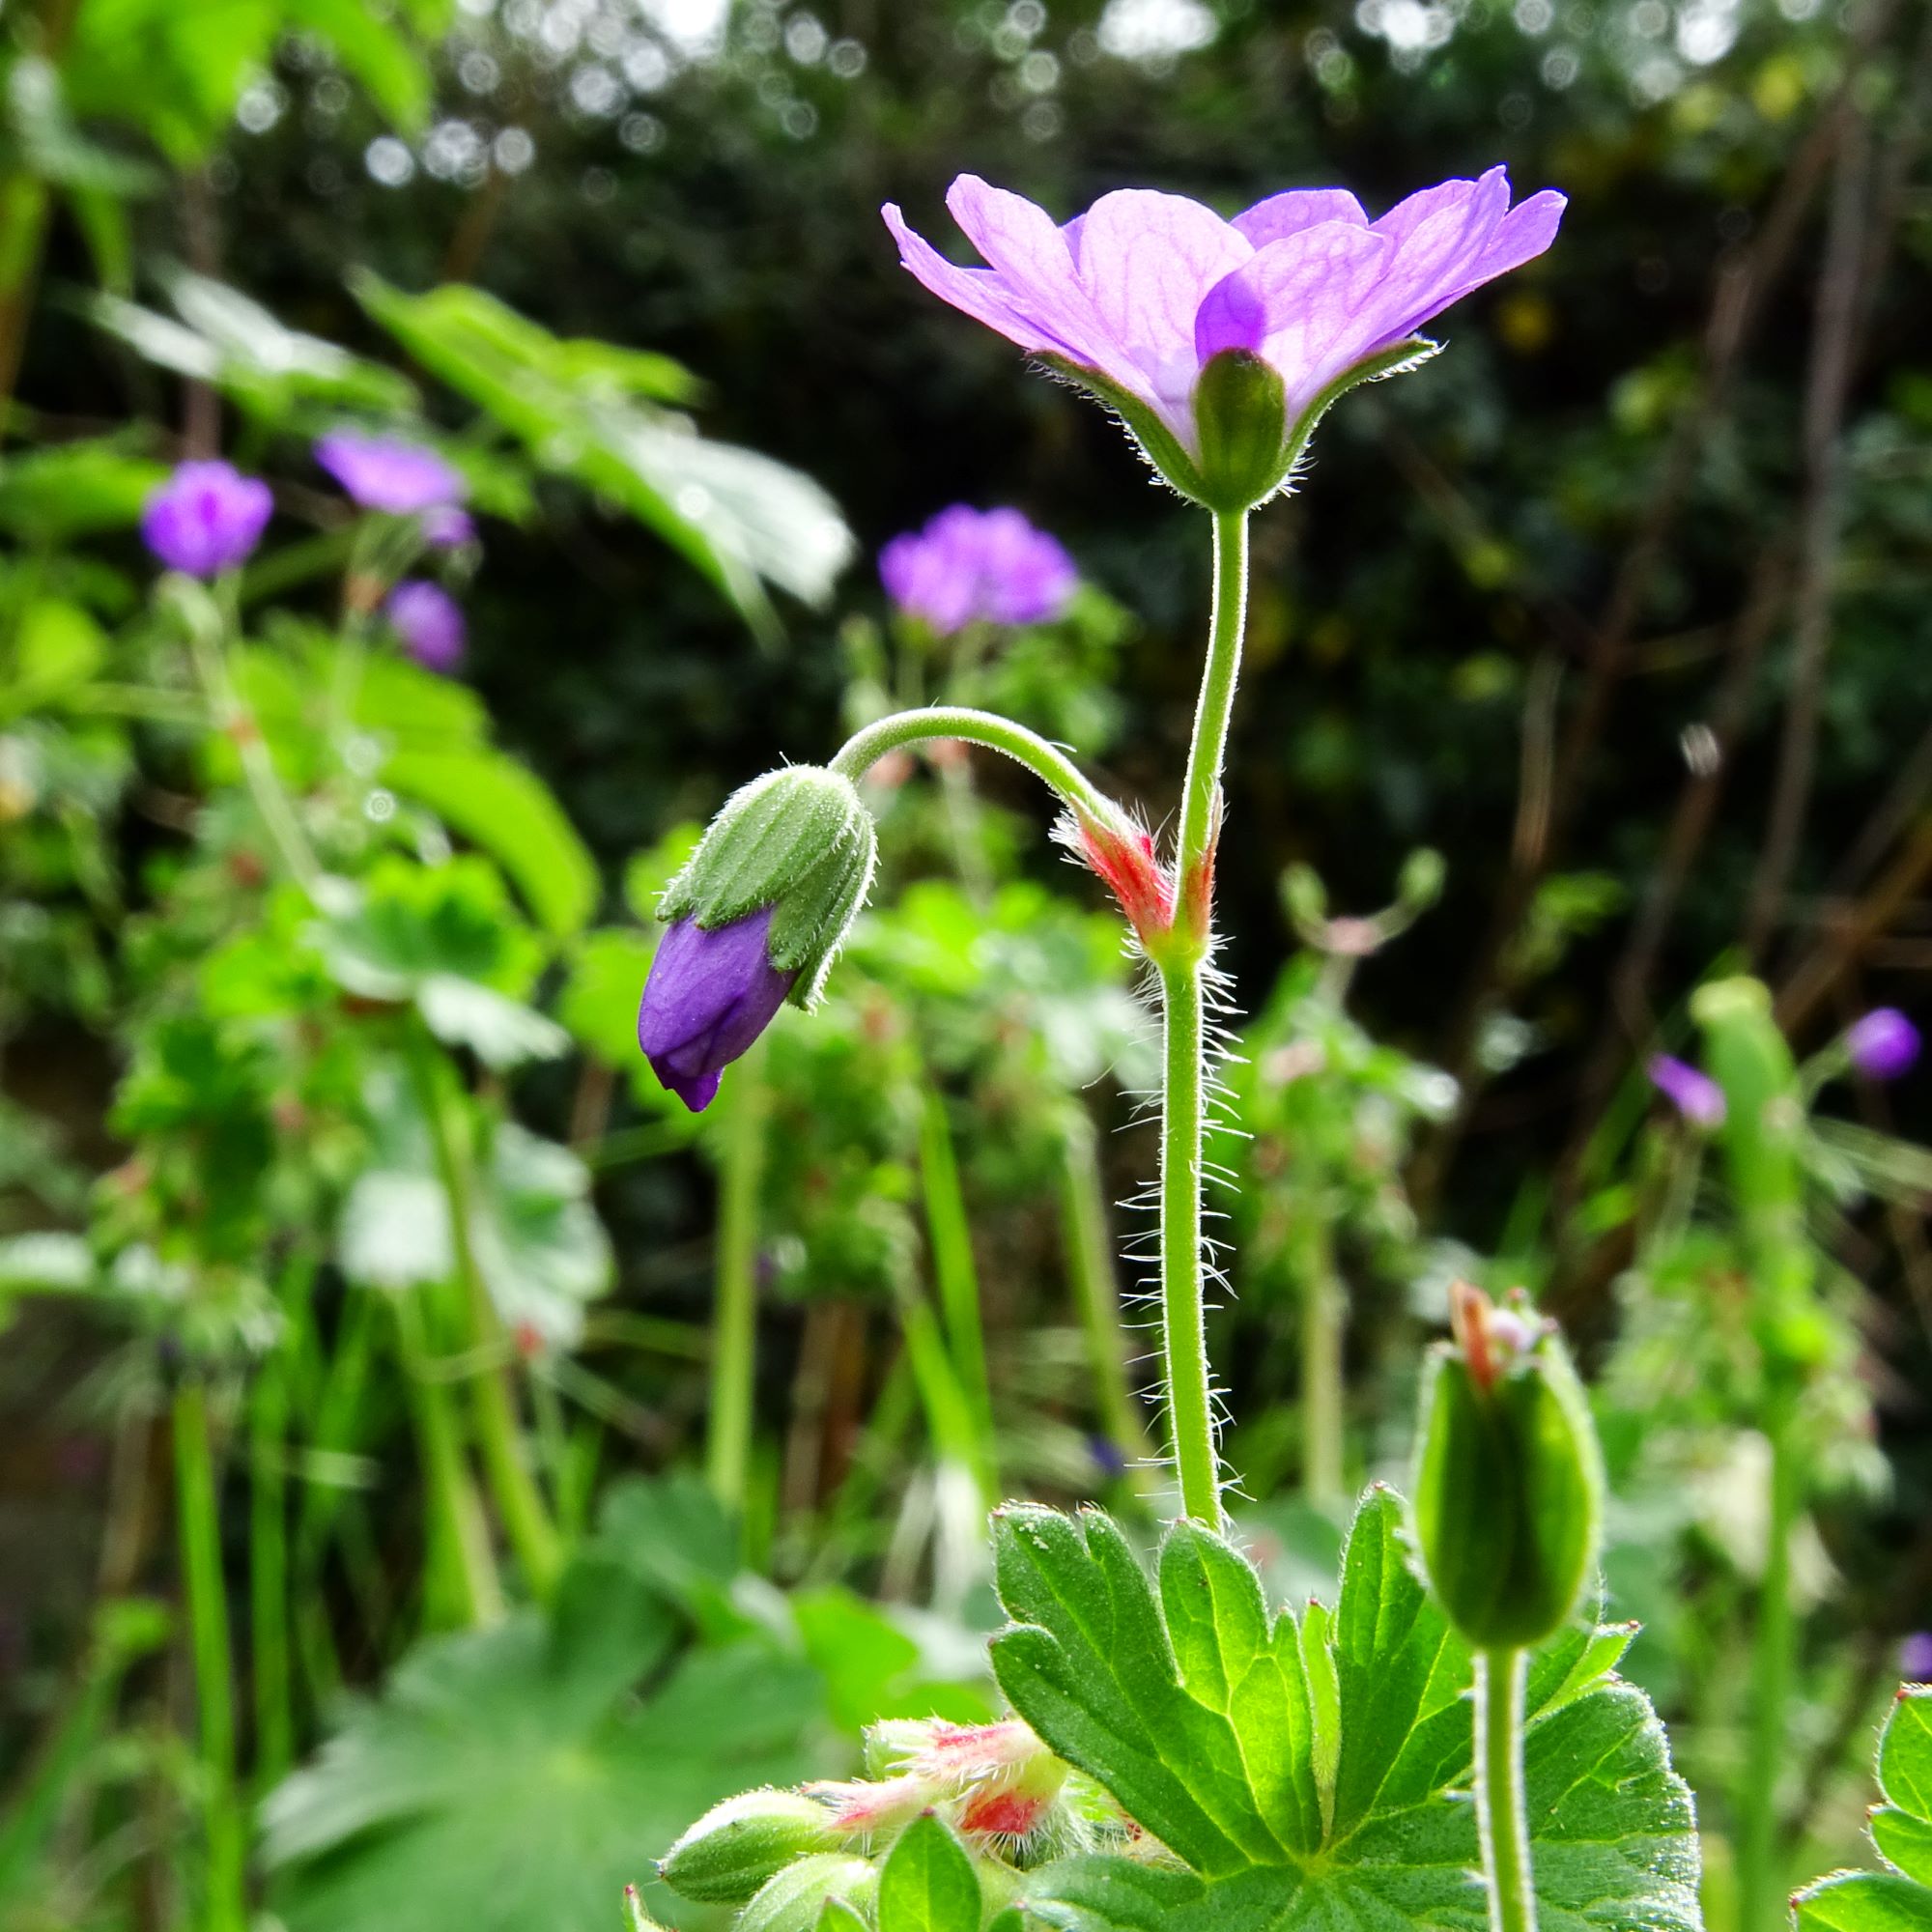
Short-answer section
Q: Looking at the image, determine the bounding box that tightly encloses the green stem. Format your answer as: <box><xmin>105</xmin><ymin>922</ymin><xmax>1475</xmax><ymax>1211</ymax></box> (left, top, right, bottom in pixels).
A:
<box><xmin>919</xmin><ymin>1088</ymin><xmax>996</xmax><ymax>1469</ymax></box>
<box><xmin>708</xmin><ymin>1034</ymin><xmax>768</xmax><ymax>1522</ymax></box>
<box><xmin>175</xmin><ymin>579</ymin><xmax>323</xmax><ymax>895</ymax></box>
<box><xmin>1474</xmin><ymin>1645</ymin><xmax>1537</xmax><ymax>1932</ymax></box>
<box><xmin>1058</xmin><ymin>1112</ymin><xmax>1155</xmax><ymax>1486</ymax></box>
<box><xmin>1738</xmin><ymin>1383</ymin><xmax>1800</xmax><ymax>1932</ymax></box>
<box><xmin>830</xmin><ymin>704</ymin><xmax>1116</xmax><ymax>824</ymax></box>
<box><xmin>1156</xmin><ymin>507</ymin><xmax>1250</xmax><ymax>1529</ymax></box>
<box><xmin>408</xmin><ymin>1026</ymin><xmax>563</xmax><ymax>1601</ymax></box>
<box><xmin>1291</xmin><ymin>1209</ymin><xmax>1346</xmax><ymax>1508</ymax></box>
<box><xmin>248</xmin><ymin>1350</ymin><xmax>292</xmax><ymax>1790</ymax></box>
<box><xmin>394</xmin><ymin>1291</ymin><xmax>502</xmax><ymax>1630</ymax></box>
<box><xmin>172</xmin><ymin>1382</ymin><xmax>245</xmax><ymax>1932</ymax></box>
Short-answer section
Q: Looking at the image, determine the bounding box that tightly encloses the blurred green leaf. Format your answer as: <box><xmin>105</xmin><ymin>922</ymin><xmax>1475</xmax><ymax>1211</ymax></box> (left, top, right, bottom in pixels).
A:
<box><xmin>0</xmin><ymin>440</ymin><xmax>166</xmax><ymax>542</ymax></box>
<box><xmin>355</xmin><ymin>275</ymin><xmax>855</xmax><ymax>635</ymax></box>
<box><xmin>0</xmin><ymin>601</ymin><xmax>108</xmax><ymax>720</ymax></box>
<box><xmin>384</xmin><ymin>747</ymin><xmax>599</xmax><ymax>941</ymax></box>
<box><xmin>1797</xmin><ymin>1689</ymin><xmax>1932</xmax><ymax>1932</ymax></box>
<box><xmin>264</xmin><ymin>1556</ymin><xmax>823</xmax><ymax>1932</ymax></box>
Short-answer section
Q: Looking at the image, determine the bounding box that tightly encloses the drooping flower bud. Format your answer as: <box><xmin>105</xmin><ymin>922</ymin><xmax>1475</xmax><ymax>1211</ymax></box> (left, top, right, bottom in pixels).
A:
<box><xmin>658</xmin><ymin>1789</ymin><xmax>840</xmax><ymax>1905</ymax></box>
<box><xmin>1410</xmin><ymin>1282</ymin><xmax>1603</xmax><ymax>1650</ymax></box>
<box><xmin>1059</xmin><ymin>809</ymin><xmax>1174</xmax><ymax>950</ymax></box>
<box><xmin>736</xmin><ymin>1855</ymin><xmax>879</xmax><ymax>1932</ymax></box>
<box><xmin>1846</xmin><ymin>1008</ymin><xmax>1920</xmax><ymax>1082</ymax></box>
<box><xmin>639</xmin><ymin>767</ymin><xmax>876</xmax><ymax>1112</ymax></box>
<box><xmin>1648</xmin><ymin>1053</ymin><xmax>1725</xmax><ymax>1129</ymax></box>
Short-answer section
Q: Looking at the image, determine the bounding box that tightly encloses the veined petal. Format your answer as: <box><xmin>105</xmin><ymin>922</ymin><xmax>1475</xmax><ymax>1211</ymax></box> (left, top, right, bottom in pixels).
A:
<box><xmin>944</xmin><ymin>175</ymin><xmax>1140</xmax><ymax>385</ymax></box>
<box><xmin>1468</xmin><ymin>188</ymin><xmax>1566</xmax><ymax>285</ymax></box>
<box><xmin>1233</xmin><ymin>187</ymin><xmax>1369</xmax><ymax>247</ymax></box>
<box><xmin>1365</xmin><ymin>173</ymin><xmax>1516</xmax><ymax>344</ymax></box>
<box><xmin>1371</xmin><ymin>166</ymin><xmax>1508</xmax><ymax>246</ymax></box>
<box><xmin>1070</xmin><ymin>188</ymin><xmax>1251</xmax><ymax>399</ymax></box>
<box><xmin>1194</xmin><ymin>222</ymin><xmax>1391</xmax><ymax>411</ymax></box>
<box><xmin>883</xmin><ymin>203</ymin><xmax>1078</xmax><ymax>358</ymax></box>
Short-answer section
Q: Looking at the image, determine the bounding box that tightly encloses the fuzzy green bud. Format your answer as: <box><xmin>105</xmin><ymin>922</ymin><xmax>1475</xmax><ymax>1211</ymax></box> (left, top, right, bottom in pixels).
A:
<box><xmin>1411</xmin><ymin>1283</ymin><xmax>1604</xmax><ymax>1650</ymax></box>
<box><xmin>659</xmin><ymin>766</ymin><xmax>876</xmax><ymax>1009</ymax></box>
<box><xmin>658</xmin><ymin>1789</ymin><xmax>841</xmax><ymax>1905</ymax></box>
<box><xmin>738</xmin><ymin>1855</ymin><xmax>879</xmax><ymax>1932</ymax></box>
<box><xmin>1191</xmin><ymin>349</ymin><xmax>1292</xmax><ymax>513</ymax></box>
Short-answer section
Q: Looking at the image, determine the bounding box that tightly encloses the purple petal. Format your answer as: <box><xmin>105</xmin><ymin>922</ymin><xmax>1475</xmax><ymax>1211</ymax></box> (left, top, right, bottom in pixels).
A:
<box><xmin>385</xmin><ymin>580</ymin><xmax>467</xmax><ymax>673</ymax></box>
<box><xmin>1370</xmin><ymin>168</ymin><xmax>1503</xmax><ymax>247</ymax></box>
<box><xmin>316</xmin><ymin>432</ymin><xmax>468</xmax><ymax>515</ymax></box>
<box><xmin>638</xmin><ymin>909</ymin><xmax>797</xmax><ymax>1114</ymax></box>
<box><xmin>883</xmin><ymin>203</ymin><xmax>1071</xmax><ymax>358</ymax></box>
<box><xmin>1233</xmin><ymin>188</ymin><xmax>1370</xmax><ymax>248</ymax></box>
<box><xmin>879</xmin><ymin>503</ymin><xmax>1076</xmax><ymax>633</ymax></box>
<box><xmin>1194</xmin><ymin>223</ymin><xmax>1392</xmax><ymax>411</ymax></box>
<box><xmin>141</xmin><ymin>461</ymin><xmax>273</xmax><ymax>578</ymax></box>
<box><xmin>1649</xmin><ymin>1054</ymin><xmax>1726</xmax><ymax>1128</ymax></box>
<box><xmin>1069</xmin><ymin>189</ymin><xmax>1251</xmax><ymax>410</ymax></box>
<box><xmin>942</xmin><ymin>177</ymin><xmax>1148</xmax><ymax>396</ymax></box>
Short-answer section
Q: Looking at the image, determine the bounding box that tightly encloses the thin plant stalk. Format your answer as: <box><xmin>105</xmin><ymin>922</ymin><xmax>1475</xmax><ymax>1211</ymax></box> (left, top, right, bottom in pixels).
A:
<box><xmin>708</xmin><ymin>1034</ymin><xmax>769</xmax><ymax>1521</ymax></box>
<box><xmin>918</xmin><ymin>1085</ymin><xmax>997</xmax><ymax>1490</ymax></box>
<box><xmin>1474</xmin><ymin>1645</ymin><xmax>1537</xmax><ymax>1932</ymax></box>
<box><xmin>172</xmin><ymin>1381</ymin><xmax>246</xmax><ymax>1932</ymax></box>
<box><xmin>1290</xmin><ymin>1209</ymin><xmax>1346</xmax><ymax>1507</ymax></box>
<box><xmin>393</xmin><ymin>1290</ymin><xmax>502</xmax><ymax>1629</ymax></box>
<box><xmin>1738</xmin><ymin>1382</ymin><xmax>1801</xmax><ymax>1932</ymax></box>
<box><xmin>1156</xmin><ymin>505</ymin><xmax>1250</xmax><ymax>1529</ymax></box>
<box><xmin>407</xmin><ymin>1024</ymin><xmax>563</xmax><ymax>1600</ymax></box>
<box><xmin>1058</xmin><ymin>1112</ymin><xmax>1155</xmax><ymax>1485</ymax></box>
<box><xmin>247</xmin><ymin>1349</ymin><xmax>293</xmax><ymax>1790</ymax></box>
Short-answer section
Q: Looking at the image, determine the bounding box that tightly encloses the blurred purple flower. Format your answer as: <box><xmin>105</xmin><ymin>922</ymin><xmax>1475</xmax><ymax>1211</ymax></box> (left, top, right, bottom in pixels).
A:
<box><xmin>421</xmin><ymin>504</ymin><xmax>476</xmax><ymax>549</ymax></box>
<box><xmin>883</xmin><ymin>169</ymin><xmax>1564</xmax><ymax>453</ymax></box>
<box><xmin>638</xmin><ymin>907</ymin><xmax>796</xmax><ymax>1113</ymax></box>
<box><xmin>1902</xmin><ymin>1632</ymin><xmax>1932</xmax><ymax>1682</ymax></box>
<box><xmin>1649</xmin><ymin>1054</ymin><xmax>1725</xmax><ymax>1129</ymax></box>
<box><xmin>1847</xmin><ymin>1009</ymin><xmax>1919</xmax><ymax>1081</ymax></box>
<box><xmin>140</xmin><ymin>461</ymin><xmax>273</xmax><ymax>577</ymax></box>
<box><xmin>385</xmin><ymin>581</ymin><xmax>466</xmax><ymax>672</ymax></box>
<box><xmin>316</xmin><ymin>431</ymin><xmax>467</xmax><ymax>514</ymax></box>
<box><xmin>879</xmin><ymin>504</ymin><xmax>1077</xmax><ymax>635</ymax></box>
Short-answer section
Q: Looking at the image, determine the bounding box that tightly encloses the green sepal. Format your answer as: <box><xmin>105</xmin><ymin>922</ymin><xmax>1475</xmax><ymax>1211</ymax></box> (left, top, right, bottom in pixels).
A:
<box><xmin>740</xmin><ymin>1856</ymin><xmax>881</xmax><ymax>1932</ymax></box>
<box><xmin>1190</xmin><ymin>351</ymin><xmax>1289</xmax><ymax>513</ymax></box>
<box><xmin>659</xmin><ymin>766</ymin><xmax>877</xmax><ymax>1009</ymax></box>
<box><xmin>1410</xmin><ymin>1333</ymin><xmax>1605</xmax><ymax>1650</ymax></box>
<box><xmin>657</xmin><ymin>1787</ymin><xmax>840</xmax><ymax>1905</ymax></box>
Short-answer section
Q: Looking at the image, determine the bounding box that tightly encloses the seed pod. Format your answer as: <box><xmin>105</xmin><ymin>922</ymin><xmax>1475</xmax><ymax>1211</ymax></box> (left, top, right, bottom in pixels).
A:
<box><xmin>1410</xmin><ymin>1284</ymin><xmax>1604</xmax><ymax>1650</ymax></box>
<box><xmin>658</xmin><ymin>1790</ymin><xmax>840</xmax><ymax>1906</ymax></box>
<box><xmin>738</xmin><ymin>1855</ymin><xmax>880</xmax><ymax>1932</ymax></box>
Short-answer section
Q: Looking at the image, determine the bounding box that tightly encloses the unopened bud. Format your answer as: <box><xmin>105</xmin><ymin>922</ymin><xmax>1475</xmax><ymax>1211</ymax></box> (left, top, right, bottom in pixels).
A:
<box><xmin>1061</xmin><ymin>810</ymin><xmax>1174</xmax><ymax>947</ymax></box>
<box><xmin>1411</xmin><ymin>1284</ymin><xmax>1603</xmax><ymax>1649</ymax></box>
<box><xmin>738</xmin><ymin>1855</ymin><xmax>879</xmax><ymax>1932</ymax></box>
<box><xmin>659</xmin><ymin>1790</ymin><xmax>840</xmax><ymax>1905</ymax></box>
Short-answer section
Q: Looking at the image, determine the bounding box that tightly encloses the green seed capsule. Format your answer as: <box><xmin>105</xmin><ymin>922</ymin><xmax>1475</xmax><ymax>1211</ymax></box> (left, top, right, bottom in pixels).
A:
<box><xmin>658</xmin><ymin>1790</ymin><xmax>841</xmax><ymax>1906</ymax></box>
<box><xmin>1410</xmin><ymin>1286</ymin><xmax>1604</xmax><ymax>1650</ymax></box>
<box><xmin>738</xmin><ymin>1856</ymin><xmax>879</xmax><ymax>1932</ymax></box>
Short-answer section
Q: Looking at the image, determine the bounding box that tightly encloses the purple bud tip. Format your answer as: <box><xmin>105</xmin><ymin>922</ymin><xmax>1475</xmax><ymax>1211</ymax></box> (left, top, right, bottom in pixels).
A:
<box><xmin>141</xmin><ymin>461</ymin><xmax>273</xmax><ymax>578</ymax></box>
<box><xmin>1847</xmin><ymin>1009</ymin><xmax>1919</xmax><ymax>1082</ymax></box>
<box><xmin>1648</xmin><ymin>1054</ymin><xmax>1726</xmax><ymax>1128</ymax></box>
<box><xmin>879</xmin><ymin>504</ymin><xmax>1077</xmax><ymax>636</ymax></box>
<box><xmin>421</xmin><ymin>504</ymin><xmax>477</xmax><ymax>550</ymax></box>
<box><xmin>1902</xmin><ymin>1632</ymin><xmax>1932</xmax><ymax>1682</ymax></box>
<box><xmin>315</xmin><ymin>431</ymin><xmax>468</xmax><ymax>515</ymax></box>
<box><xmin>384</xmin><ymin>581</ymin><xmax>467</xmax><ymax>673</ymax></box>
<box><xmin>638</xmin><ymin>908</ymin><xmax>798</xmax><ymax>1113</ymax></box>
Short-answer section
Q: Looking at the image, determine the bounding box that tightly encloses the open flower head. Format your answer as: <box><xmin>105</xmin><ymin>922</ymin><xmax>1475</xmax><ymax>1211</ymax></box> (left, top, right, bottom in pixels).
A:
<box><xmin>141</xmin><ymin>461</ymin><xmax>273</xmax><ymax>577</ymax></box>
<box><xmin>316</xmin><ymin>431</ymin><xmax>468</xmax><ymax>515</ymax></box>
<box><xmin>884</xmin><ymin>170</ymin><xmax>1563</xmax><ymax>508</ymax></box>
<box><xmin>880</xmin><ymin>504</ymin><xmax>1077</xmax><ymax>635</ymax></box>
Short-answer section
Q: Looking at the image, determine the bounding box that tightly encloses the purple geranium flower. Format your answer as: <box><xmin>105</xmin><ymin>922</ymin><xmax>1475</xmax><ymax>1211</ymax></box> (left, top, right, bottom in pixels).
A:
<box><xmin>385</xmin><ymin>581</ymin><xmax>466</xmax><ymax>673</ymax></box>
<box><xmin>1846</xmin><ymin>1009</ymin><xmax>1919</xmax><ymax>1081</ymax></box>
<box><xmin>316</xmin><ymin>431</ymin><xmax>468</xmax><ymax>515</ymax></box>
<box><xmin>879</xmin><ymin>504</ymin><xmax>1077</xmax><ymax>635</ymax></box>
<box><xmin>883</xmin><ymin>170</ymin><xmax>1562</xmax><ymax>459</ymax></box>
<box><xmin>639</xmin><ymin>907</ymin><xmax>797</xmax><ymax>1113</ymax></box>
<box><xmin>140</xmin><ymin>461</ymin><xmax>273</xmax><ymax>578</ymax></box>
<box><xmin>1649</xmin><ymin>1054</ymin><xmax>1725</xmax><ymax>1129</ymax></box>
